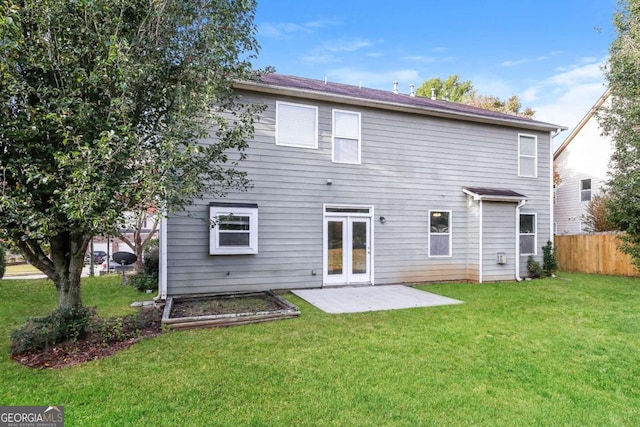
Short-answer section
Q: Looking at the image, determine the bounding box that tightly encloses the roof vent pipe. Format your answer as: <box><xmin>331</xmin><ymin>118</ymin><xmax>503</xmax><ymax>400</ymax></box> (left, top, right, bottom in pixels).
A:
<box><xmin>393</xmin><ymin>81</ymin><xmax>399</xmax><ymax>94</ymax></box>
<box><xmin>409</xmin><ymin>84</ymin><xmax>415</xmax><ymax>97</ymax></box>
<box><xmin>430</xmin><ymin>88</ymin><xmax>436</xmax><ymax>100</ymax></box>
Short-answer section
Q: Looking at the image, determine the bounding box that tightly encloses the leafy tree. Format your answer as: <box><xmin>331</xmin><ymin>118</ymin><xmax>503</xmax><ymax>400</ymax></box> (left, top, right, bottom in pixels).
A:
<box><xmin>582</xmin><ymin>191</ymin><xmax>617</xmax><ymax>233</ymax></box>
<box><xmin>599</xmin><ymin>0</ymin><xmax>640</xmax><ymax>268</ymax></box>
<box><xmin>417</xmin><ymin>75</ymin><xmax>535</xmax><ymax>118</ymax></box>
<box><xmin>0</xmin><ymin>244</ymin><xmax>5</xmax><ymax>279</ymax></box>
<box><xmin>0</xmin><ymin>0</ymin><xmax>265</xmax><ymax>309</ymax></box>
<box><xmin>465</xmin><ymin>95</ymin><xmax>535</xmax><ymax>118</ymax></box>
<box><xmin>116</xmin><ymin>209</ymin><xmax>159</xmax><ymax>273</ymax></box>
<box><xmin>416</xmin><ymin>75</ymin><xmax>475</xmax><ymax>102</ymax></box>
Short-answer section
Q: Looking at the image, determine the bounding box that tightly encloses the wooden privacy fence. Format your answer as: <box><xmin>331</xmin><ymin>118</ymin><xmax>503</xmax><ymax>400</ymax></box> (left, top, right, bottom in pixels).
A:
<box><xmin>554</xmin><ymin>233</ymin><xmax>640</xmax><ymax>277</ymax></box>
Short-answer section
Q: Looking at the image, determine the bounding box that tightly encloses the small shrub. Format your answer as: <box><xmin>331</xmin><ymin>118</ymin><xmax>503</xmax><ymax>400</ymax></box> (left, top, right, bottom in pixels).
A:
<box><xmin>542</xmin><ymin>240</ymin><xmax>558</xmax><ymax>276</ymax></box>
<box><xmin>143</xmin><ymin>246</ymin><xmax>159</xmax><ymax>278</ymax></box>
<box><xmin>11</xmin><ymin>306</ymin><xmax>96</xmax><ymax>355</ymax></box>
<box><xmin>90</xmin><ymin>309</ymin><xmax>160</xmax><ymax>347</ymax></box>
<box><xmin>128</xmin><ymin>243</ymin><xmax>159</xmax><ymax>292</ymax></box>
<box><xmin>128</xmin><ymin>272</ymin><xmax>158</xmax><ymax>292</ymax></box>
<box><xmin>527</xmin><ymin>256</ymin><xmax>543</xmax><ymax>279</ymax></box>
<box><xmin>92</xmin><ymin>316</ymin><xmax>126</xmax><ymax>347</ymax></box>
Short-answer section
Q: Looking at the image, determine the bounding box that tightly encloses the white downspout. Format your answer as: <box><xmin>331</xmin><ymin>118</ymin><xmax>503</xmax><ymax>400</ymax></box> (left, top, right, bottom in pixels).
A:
<box><xmin>478</xmin><ymin>200</ymin><xmax>483</xmax><ymax>283</ymax></box>
<box><xmin>515</xmin><ymin>200</ymin><xmax>527</xmax><ymax>281</ymax></box>
<box><xmin>157</xmin><ymin>213</ymin><xmax>168</xmax><ymax>300</ymax></box>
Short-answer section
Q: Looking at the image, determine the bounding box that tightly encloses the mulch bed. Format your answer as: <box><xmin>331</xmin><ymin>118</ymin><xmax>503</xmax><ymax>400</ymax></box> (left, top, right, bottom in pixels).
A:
<box><xmin>11</xmin><ymin>308</ymin><xmax>163</xmax><ymax>369</ymax></box>
<box><xmin>10</xmin><ymin>293</ymin><xmax>296</xmax><ymax>369</ymax></box>
<box><xmin>170</xmin><ymin>294</ymin><xmax>283</xmax><ymax>318</ymax></box>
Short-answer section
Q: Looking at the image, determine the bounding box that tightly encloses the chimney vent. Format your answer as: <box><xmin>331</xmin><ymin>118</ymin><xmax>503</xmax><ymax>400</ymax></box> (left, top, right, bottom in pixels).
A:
<box><xmin>393</xmin><ymin>81</ymin><xmax>399</xmax><ymax>94</ymax></box>
<box><xmin>430</xmin><ymin>88</ymin><xmax>436</xmax><ymax>100</ymax></box>
<box><xmin>409</xmin><ymin>84</ymin><xmax>415</xmax><ymax>97</ymax></box>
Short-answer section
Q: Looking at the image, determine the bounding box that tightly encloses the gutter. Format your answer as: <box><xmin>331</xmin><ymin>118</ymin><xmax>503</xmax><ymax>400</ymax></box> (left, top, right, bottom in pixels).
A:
<box><xmin>515</xmin><ymin>200</ymin><xmax>527</xmax><ymax>281</ymax></box>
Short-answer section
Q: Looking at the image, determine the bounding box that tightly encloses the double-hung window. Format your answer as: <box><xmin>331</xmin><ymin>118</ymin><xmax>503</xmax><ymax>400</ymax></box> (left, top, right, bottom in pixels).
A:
<box><xmin>518</xmin><ymin>134</ymin><xmax>537</xmax><ymax>177</ymax></box>
<box><xmin>276</xmin><ymin>101</ymin><xmax>318</xmax><ymax>149</ymax></box>
<box><xmin>332</xmin><ymin>109</ymin><xmax>361</xmax><ymax>164</ymax></box>
<box><xmin>580</xmin><ymin>179</ymin><xmax>592</xmax><ymax>202</ymax></box>
<box><xmin>519</xmin><ymin>213</ymin><xmax>537</xmax><ymax>255</ymax></box>
<box><xmin>429</xmin><ymin>210</ymin><xmax>452</xmax><ymax>257</ymax></box>
<box><xmin>209</xmin><ymin>203</ymin><xmax>258</xmax><ymax>255</ymax></box>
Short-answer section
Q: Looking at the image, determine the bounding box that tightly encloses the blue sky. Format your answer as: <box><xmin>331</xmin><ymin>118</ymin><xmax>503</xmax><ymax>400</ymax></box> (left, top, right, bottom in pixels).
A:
<box><xmin>252</xmin><ymin>0</ymin><xmax>618</xmax><ymax>146</ymax></box>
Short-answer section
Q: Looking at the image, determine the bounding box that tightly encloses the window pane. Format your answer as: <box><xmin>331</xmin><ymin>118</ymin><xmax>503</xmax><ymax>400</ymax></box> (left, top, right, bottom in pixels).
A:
<box><xmin>328</xmin><ymin>221</ymin><xmax>343</xmax><ymax>275</ymax></box>
<box><xmin>326</xmin><ymin>208</ymin><xmax>370</xmax><ymax>213</ymax></box>
<box><xmin>430</xmin><ymin>235</ymin><xmax>450</xmax><ymax>256</ymax></box>
<box><xmin>219</xmin><ymin>233</ymin><xmax>250</xmax><ymax>247</ymax></box>
<box><xmin>277</xmin><ymin>103</ymin><xmax>317</xmax><ymax>148</ymax></box>
<box><xmin>430</xmin><ymin>211</ymin><xmax>449</xmax><ymax>232</ymax></box>
<box><xmin>520</xmin><ymin>157</ymin><xmax>535</xmax><ymax>177</ymax></box>
<box><xmin>520</xmin><ymin>215</ymin><xmax>535</xmax><ymax>233</ymax></box>
<box><xmin>520</xmin><ymin>235</ymin><xmax>535</xmax><ymax>254</ymax></box>
<box><xmin>218</xmin><ymin>216</ymin><xmax>250</xmax><ymax>231</ymax></box>
<box><xmin>581</xmin><ymin>179</ymin><xmax>591</xmax><ymax>190</ymax></box>
<box><xmin>352</xmin><ymin>221</ymin><xmax>367</xmax><ymax>274</ymax></box>
<box><xmin>519</xmin><ymin>136</ymin><xmax>536</xmax><ymax>156</ymax></box>
<box><xmin>334</xmin><ymin>137</ymin><xmax>358</xmax><ymax>163</ymax></box>
<box><xmin>581</xmin><ymin>190</ymin><xmax>592</xmax><ymax>202</ymax></box>
<box><xmin>335</xmin><ymin>111</ymin><xmax>359</xmax><ymax>139</ymax></box>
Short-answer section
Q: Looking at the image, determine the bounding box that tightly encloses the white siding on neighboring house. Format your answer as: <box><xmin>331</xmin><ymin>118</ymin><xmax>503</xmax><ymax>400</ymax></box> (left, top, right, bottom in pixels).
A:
<box><xmin>554</xmin><ymin>91</ymin><xmax>613</xmax><ymax>235</ymax></box>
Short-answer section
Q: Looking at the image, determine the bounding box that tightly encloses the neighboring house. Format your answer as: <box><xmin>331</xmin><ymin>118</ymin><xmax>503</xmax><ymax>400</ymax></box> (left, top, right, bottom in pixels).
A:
<box><xmin>554</xmin><ymin>90</ymin><xmax>613</xmax><ymax>235</ymax></box>
<box><xmin>159</xmin><ymin>74</ymin><xmax>564</xmax><ymax>298</ymax></box>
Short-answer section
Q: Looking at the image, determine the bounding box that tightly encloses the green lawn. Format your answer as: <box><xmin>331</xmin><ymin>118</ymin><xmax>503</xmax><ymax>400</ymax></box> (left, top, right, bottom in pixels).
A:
<box><xmin>2</xmin><ymin>273</ymin><xmax>640</xmax><ymax>426</ymax></box>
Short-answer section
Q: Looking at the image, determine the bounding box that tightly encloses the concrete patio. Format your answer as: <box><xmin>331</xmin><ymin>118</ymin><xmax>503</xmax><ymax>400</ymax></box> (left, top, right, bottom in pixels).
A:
<box><xmin>291</xmin><ymin>285</ymin><xmax>463</xmax><ymax>314</ymax></box>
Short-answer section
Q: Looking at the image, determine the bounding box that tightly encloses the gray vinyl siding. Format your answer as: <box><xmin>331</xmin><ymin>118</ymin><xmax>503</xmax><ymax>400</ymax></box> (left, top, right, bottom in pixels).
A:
<box><xmin>482</xmin><ymin>202</ymin><xmax>517</xmax><ymax>282</ymax></box>
<box><xmin>166</xmin><ymin>91</ymin><xmax>552</xmax><ymax>295</ymax></box>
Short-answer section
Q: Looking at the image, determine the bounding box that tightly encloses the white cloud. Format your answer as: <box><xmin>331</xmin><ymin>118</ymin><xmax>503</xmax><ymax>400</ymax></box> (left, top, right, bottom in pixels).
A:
<box><xmin>534</xmin><ymin>82</ymin><xmax>606</xmax><ymax>128</ymax></box>
<box><xmin>402</xmin><ymin>55</ymin><xmax>439</xmax><ymax>63</ymax></box>
<box><xmin>259</xmin><ymin>19</ymin><xmax>341</xmax><ymax>39</ymax></box>
<box><xmin>546</xmin><ymin>61</ymin><xmax>604</xmax><ymax>86</ymax></box>
<box><xmin>322</xmin><ymin>39</ymin><xmax>373</xmax><ymax>52</ymax></box>
<box><xmin>299</xmin><ymin>39</ymin><xmax>374</xmax><ymax>65</ymax></box>
<box><xmin>501</xmin><ymin>51</ymin><xmax>563</xmax><ymax>67</ymax></box>
<box><xmin>526</xmin><ymin>59</ymin><xmax>608</xmax><ymax>147</ymax></box>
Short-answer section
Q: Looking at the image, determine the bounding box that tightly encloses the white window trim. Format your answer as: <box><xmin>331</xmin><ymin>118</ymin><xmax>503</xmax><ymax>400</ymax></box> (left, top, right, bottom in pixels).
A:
<box><xmin>275</xmin><ymin>101</ymin><xmax>318</xmax><ymax>149</ymax></box>
<box><xmin>580</xmin><ymin>178</ymin><xmax>592</xmax><ymax>202</ymax></box>
<box><xmin>209</xmin><ymin>203</ymin><xmax>258</xmax><ymax>255</ymax></box>
<box><xmin>332</xmin><ymin>109</ymin><xmax>361</xmax><ymax>164</ymax></box>
<box><xmin>519</xmin><ymin>212</ymin><xmax>537</xmax><ymax>256</ymax></box>
<box><xmin>428</xmin><ymin>210</ymin><xmax>452</xmax><ymax>258</ymax></box>
<box><xmin>518</xmin><ymin>133</ymin><xmax>538</xmax><ymax>178</ymax></box>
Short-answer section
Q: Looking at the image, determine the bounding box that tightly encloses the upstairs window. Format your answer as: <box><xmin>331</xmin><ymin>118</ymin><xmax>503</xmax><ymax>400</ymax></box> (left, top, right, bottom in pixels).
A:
<box><xmin>519</xmin><ymin>213</ymin><xmax>537</xmax><ymax>255</ymax></box>
<box><xmin>332</xmin><ymin>109</ymin><xmax>361</xmax><ymax>164</ymax></box>
<box><xmin>276</xmin><ymin>101</ymin><xmax>318</xmax><ymax>149</ymax></box>
<box><xmin>210</xmin><ymin>203</ymin><xmax>258</xmax><ymax>255</ymax></box>
<box><xmin>580</xmin><ymin>179</ymin><xmax>592</xmax><ymax>202</ymax></box>
<box><xmin>429</xmin><ymin>210</ymin><xmax>452</xmax><ymax>257</ymax></box>
<box><xmin>518</xmin><ymin>134</ymin><xmax>537</xmax><ymax>178</ymax></box>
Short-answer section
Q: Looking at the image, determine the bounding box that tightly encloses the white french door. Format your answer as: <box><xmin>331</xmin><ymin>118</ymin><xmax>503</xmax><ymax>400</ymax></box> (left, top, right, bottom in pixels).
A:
<box><xmin>324</xmin><ymin>206</ymin><xmax>372</xmax><ymax>286</ymax></box>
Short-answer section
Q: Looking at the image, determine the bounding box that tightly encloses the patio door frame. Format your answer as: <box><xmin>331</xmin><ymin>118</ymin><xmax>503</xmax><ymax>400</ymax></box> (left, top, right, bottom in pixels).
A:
<box><xmin>323</xmin><ymin>204</ymin><xmax>374</xmax><ymax>287</ymax></box>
